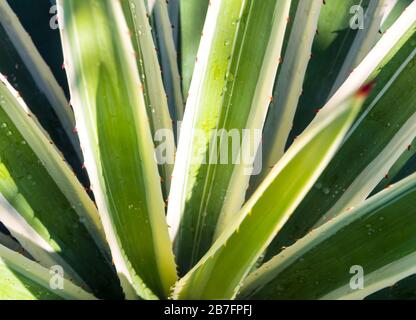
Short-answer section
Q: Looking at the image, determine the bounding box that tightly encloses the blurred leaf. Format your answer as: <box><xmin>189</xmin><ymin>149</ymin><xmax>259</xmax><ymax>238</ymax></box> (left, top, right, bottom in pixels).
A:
<box><xmin>381</xmin><ymin>0</ymin><xmax>414</xmax><ymax>32</ymax></box>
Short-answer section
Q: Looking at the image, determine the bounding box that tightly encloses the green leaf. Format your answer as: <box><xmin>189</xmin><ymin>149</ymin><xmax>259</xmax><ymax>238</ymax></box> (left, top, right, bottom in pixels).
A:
<box><xmin>366</xmin><ymin>273</ymin><xmax>416</xmax><ymax>300</ymax></box>
<box><xmin>6</xmin><ymin>0</ymin><xmax>70</xmax><ymax>93</ymax></box>
<box><xmin>173</xmin><ymin>91</ymin><xmax>364</xmax><ymax>300</ymax></box>
<box><xmin>0</xmin><ymin>231</ymin><xmax>27</xmax><ymax>257</ymax></box>
<box><xmin>288</xmin><ymin>0</ymin><xmax>368</xmax><ymax>142</ymax></box>
<box><xmin>166</xmin><ymin>0</ymin><xmax>179</xmax><ymax>49</ymax></box>
<box><xmin>0</xmin><ymin>243</ymin><xmax>95</xmax><ymax>300</ymax></box>
<box><xmin>251</xmin><ymin>0</ymin><xmax>323</xmax><ymax>192</ymax></box>
<box><xmin>147</xmin><ymin>0</ymin><xmax>184</xmax><ymax>122</ymax></box>
<box><xmin>179</xmin><ymin>0</ymin><xmax>209</xmax><ymax>98</ymax></box>
<box><xmin>0</xmin><ymin>75</ymin><xmax>121</xmax><ymax>299</ymax></box>
<box><xmin>240</xmin><ymin>173</ymin><xmax>416</xmax><ymax>300</ymax></box>
<box><xmin>122</xmin><ymin>0</ymin><xmax>175</xmax><ymax>197</ymax></box>
<box><xmin>265</xmin><ymin>5</ymin><xmax>416</xmax><ymax>259</ymax></box>
<box><xmin>167</xmin><ymin>0</ymin><xmax>292</xmax><ymax>274</ymax></box>
<box><xmin>58</xmin><ymin>0</ymin><xmax>177</xmax><ymax>299</ymax></box>
<box><xmin>0</xmin><ymin>1</ymin><xmax>81</xmax><ymax>161</ymax></box>
<box><xmin>329</xmin><ymin>0</ymin><xmax>386</xmax><ymax>95</ymax></box>
<box><xmin>381</xmin><ymin>0</ymin><xmax>414</xmax><ymax>33</ymax></box>
<box><xmin>372</xmin><ymin>137</ymin><xmax>416</xmax><ymax>193</ymax></box>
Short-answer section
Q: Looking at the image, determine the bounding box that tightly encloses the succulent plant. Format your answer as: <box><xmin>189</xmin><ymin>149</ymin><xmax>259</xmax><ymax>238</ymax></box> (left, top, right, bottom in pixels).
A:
<box><xmin>0</xmin><ymin>0</ymin><xmax>415</xmax><ymax>300</ymax></box>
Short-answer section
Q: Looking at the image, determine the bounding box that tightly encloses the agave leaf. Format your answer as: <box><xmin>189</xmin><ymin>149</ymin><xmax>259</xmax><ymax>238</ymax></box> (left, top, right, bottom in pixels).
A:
<box><xmin>122</xmin><ymin>0</ymin><xmax>175</xmax><ymax>196</ymax></box>
<box><xmin>0</xmin><ymin>229</ymin><xmax>32</xmax><ymax>260</ymax></box>
<box><xmin>173</xmin><ymin>91</ymin><xmax>364</xmax><ymax>300</ymax></box>
<box><xmin>366</xmin><ymin>273</ymin><xmax>416</xmax><ymax>300</ymax></box>
<box><xmin>0</xmin><ymin>1</ymin><xmax>81</xmax><ymax>161</ymax></box>
<box><xmin>7</xmin><ymin>0</ymin><xmax>70</xmax><ymax>92</ymax></box>
<box><xmin>0</xmin><ymin>231</ymin><xmax>25</xmax><ymax>256</ymax></box>
<box><xmin>329</xmin><ymin>0</ymin><xmax>386</xmax><ymax>95</ymax></box>
<box><xmin>0</xmin><ymin>74</ymin><xmax>121</xmax><ymax>298</ymax></box>
<box><xmin>251</xmin><ymin>0</ymin><xmax>323</xmax><ymax>192</ymax></box>
<box><xmin>179</xmin><ymin>0</ymin><xmax>209</xmax><ymax>98</ymax></box>
<box><xmin>167</xmin><ymin>0</ymin><xmax>292</xmax><ymax>274</ymax></box>
<box><xmin>265</xmin><ymin>4</ymin><xmax>416</xmax><ymax>259</ymax></box>
<box><xmin>166</xmin><ymin>0</ymin><xmax>179</xmax><ymax>49</ymax></box>
<box><xmin>147</xmin><ymin>0</ymin><xmax>184</xmax><ymax>122</ymax></box>
<box><xmin>381</xmin><ymin>0</ymin><xmax>414</xmax><ymax>33</ymax></box>
<box><xmin>0</xmin><ymin>243</ymin><xmax>95</xmax><ymax>300</ymax></box>
<box><xmin>240</xmin><ymin>173</ymin><xmax>416</xmax><ymax>300</ymax></box>
<box><xmin>288</xmin><ymin>0</ymin><xmax>368</xmax><ymax>143</ymax></box>
<box><xmin>58</xmin><ymin>0</ymin><xmax>177</xmax><ymax>299</ymax></box>
<box><xmin>373</xmin><ymin>137</ymin><xmax>416</xmax><ymax>193</ymax></box>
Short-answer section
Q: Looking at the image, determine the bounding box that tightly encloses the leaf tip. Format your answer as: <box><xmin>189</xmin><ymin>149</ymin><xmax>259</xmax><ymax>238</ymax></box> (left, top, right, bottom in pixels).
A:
<box><xmin>357</xmin><ymin>81</ymin><xmax>376</xmax><ymax>98</ymax></box>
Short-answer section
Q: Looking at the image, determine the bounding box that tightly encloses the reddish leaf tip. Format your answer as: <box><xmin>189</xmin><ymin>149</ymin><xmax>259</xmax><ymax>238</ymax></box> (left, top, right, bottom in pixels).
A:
<box><xmin>357</xmin><ymin>81</ymin><xmax>376</xmax><ymax>98</ymax></box>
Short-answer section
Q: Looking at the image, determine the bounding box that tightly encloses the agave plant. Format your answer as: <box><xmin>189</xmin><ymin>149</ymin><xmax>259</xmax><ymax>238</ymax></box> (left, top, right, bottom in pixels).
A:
<box><xmin>0</xmin><ymin>0</ymin><xmax>415</xmax><ymax>300</ymax></box>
